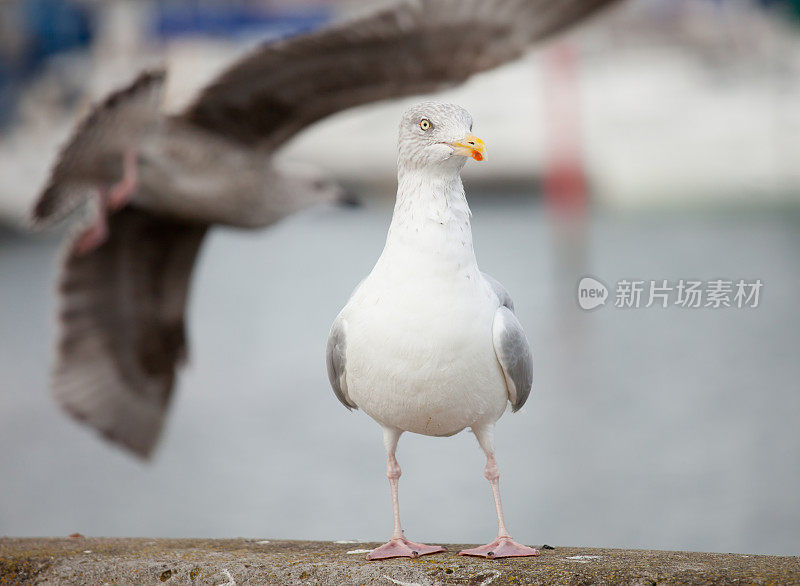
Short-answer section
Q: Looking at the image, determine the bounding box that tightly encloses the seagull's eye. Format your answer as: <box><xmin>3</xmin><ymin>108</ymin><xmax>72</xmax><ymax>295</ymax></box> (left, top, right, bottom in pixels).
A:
<box><xmin>419</xmin><ymin>118</ymin><xmax>432</xmax><ymax>131</ymax></box>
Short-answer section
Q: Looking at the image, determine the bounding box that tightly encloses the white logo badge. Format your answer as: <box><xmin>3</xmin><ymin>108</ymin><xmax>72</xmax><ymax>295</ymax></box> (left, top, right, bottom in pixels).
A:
<box><xmin>577</xmin><ymin>277</ymin><xmax>608</xmax><ymax>310</ymax></box>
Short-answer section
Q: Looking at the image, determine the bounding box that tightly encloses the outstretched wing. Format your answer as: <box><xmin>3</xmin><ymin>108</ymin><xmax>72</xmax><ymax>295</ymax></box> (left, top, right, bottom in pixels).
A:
<box><xmin>32</xmin><ymin>70</ymin><xmax>166</xmax><ymax>225</ymax></box>
<box><xmin>183</xmin><ymin>0</ymin><xmax>617</xmax><ymax>147</ymax></box>
<box><xmin>53</xmin><ymin>207</ymin><xmax>207</xmax><ymax>458</ymax></box>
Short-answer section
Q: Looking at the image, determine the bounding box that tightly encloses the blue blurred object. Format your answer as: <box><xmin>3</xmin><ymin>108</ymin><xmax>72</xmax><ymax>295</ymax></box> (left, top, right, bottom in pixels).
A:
<box><xmin>0</xmin><ymin>0</ymin><xmax>334</xmax><ymax>130</ymax></box>
<box><xmin>0</xmin><ymin>0</ymin><xmax>94</xmax><ymax>128</ymax></box>
<box><xmin>20</xmin><ymin>0</ymin><xmax>93</xmax><ymax>71</ymax></box>
<box><xmin>758</xmin><ymin>0</ymin><xmax>800</xmax><ymax>20</ymax></box>
<box><xmin>152</xmin><ymin>2</ymin><xmax>332</xmax><ymax>41</ymax></box>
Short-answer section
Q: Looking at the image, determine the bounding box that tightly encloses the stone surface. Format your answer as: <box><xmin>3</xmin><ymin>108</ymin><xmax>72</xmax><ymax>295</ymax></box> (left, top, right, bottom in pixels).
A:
<box><xmin>1</xmin><ymin>538</ymin><xmax>798</xmax><ymax>585</ymax></box>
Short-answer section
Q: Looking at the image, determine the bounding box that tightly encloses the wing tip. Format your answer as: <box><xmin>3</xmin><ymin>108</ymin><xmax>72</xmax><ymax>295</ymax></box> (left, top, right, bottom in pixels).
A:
<box><xmin>52</xmin><ymin>378</ymin><xmax>161</xmax><ymax>460</ymax></box>
<box><xmin>31</xmin><ymin>182</ymin><xmax>61</xmax><ymax>225</ymax></box>
<box><xmin>105</xmin><ymin>68</ymin><xmax>167</xmax><ymax>109</ymax></box>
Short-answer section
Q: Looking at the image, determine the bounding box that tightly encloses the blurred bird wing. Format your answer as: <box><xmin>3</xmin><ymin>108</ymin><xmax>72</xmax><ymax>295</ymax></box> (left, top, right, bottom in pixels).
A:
<box><xmin>32</xmin><ymin>70</ymin><xmax>166</xmax><ymax>225</ymax></box>
<box><xmin>492</xmin><ymin>306</ymin><xmax>533</xmax><ymax>412</ymax></box>
<box><xmin>182</xmin><ymin>0</ymin><xmax>617</xmax><ymax>148</ymax></box>
<box><xmin>53</xmin><ymin>207</ymin><xmax>207</xmax><ymax>458</ymax></box>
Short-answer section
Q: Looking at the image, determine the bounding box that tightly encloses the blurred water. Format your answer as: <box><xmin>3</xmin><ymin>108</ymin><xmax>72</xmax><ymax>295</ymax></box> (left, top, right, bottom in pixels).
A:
<box><xmin>1</xmin><ymin>195</ymin><xmax>799</xmax><ymax>555</ymax></box>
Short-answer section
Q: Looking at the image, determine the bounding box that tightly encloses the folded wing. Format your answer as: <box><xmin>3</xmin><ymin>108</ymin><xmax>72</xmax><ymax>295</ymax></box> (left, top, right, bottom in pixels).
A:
<box><xmin>326</xmin><ymin>315</ymin><xmax>356</xmax><ymax>410</ymax></box>
<box><xmin>488</xmin><ymin>274</ymin><xmax>533</xmax><ymax>411</ymax></box>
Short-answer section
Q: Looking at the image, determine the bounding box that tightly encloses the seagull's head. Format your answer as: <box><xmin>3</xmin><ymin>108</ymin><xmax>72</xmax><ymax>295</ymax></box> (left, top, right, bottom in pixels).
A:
<box><xmin>397</xmin><ymin>102</ymin><xmax>486</xmax><ymax>173</ymax></box>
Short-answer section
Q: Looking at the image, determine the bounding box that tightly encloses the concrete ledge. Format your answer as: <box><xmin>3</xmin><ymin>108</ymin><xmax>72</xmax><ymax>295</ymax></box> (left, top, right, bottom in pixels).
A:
<box><xmin>1</xmin><ymin>538</ymin><xmax>798</xmax><ymax>585</ymax></box>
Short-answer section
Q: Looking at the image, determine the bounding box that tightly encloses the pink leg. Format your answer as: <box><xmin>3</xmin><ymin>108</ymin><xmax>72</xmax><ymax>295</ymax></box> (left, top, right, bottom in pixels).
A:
<box><xmin>106</xmin><ymin>147</ymin><xmax>138</xmax><ymax>211</ymax></box>
<box><xmin>367</xmin><ymin>428</ymin><xmax>446</xmax><ymax>561</ymax></box>
<box><xmin>459</xmin><ymin>426</ymin><xmax>540</xmax><ymax>559</ymax></box>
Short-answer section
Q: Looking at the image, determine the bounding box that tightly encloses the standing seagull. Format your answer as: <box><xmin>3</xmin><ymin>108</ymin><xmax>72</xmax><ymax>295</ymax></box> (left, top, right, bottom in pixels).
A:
<box><xmin>327</xmin><ymin>102</ymin><xmax>535</xmax><ymax>560</ymax></box>
<box><xmin>34</xmin><ymin>0</ymin><xmax>616</xmax><ymax>458</ymax></box>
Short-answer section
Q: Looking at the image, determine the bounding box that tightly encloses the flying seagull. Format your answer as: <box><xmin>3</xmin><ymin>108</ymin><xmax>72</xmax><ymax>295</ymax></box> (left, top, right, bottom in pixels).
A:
<box><xmin>33</xmin><ymin>0</ymin><xmax>617</xmax><ymax>458</ymax></box>
<box><xmin>327</xmin><ymin>102</ymin><xmax>535</xmax><ymax>560</ymax></box>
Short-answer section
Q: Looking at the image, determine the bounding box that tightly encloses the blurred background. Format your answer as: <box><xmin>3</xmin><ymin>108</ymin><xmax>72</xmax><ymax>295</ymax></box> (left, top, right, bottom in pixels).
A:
<box><xmin>1</xmin><ymin>0</ymin><xmax>799</xmax><ymax>556</ymax></box>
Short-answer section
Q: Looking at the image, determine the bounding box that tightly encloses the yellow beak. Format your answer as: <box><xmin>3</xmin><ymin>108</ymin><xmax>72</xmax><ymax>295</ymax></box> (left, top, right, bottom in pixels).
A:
<box><xmin>447</xmin><ymin>133</ymin><xmax>486</xmax><ymax>162</ymax></box>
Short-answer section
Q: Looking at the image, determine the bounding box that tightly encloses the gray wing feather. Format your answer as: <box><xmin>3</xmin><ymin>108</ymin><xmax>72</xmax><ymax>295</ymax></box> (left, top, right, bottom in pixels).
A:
<box><xmin>53</xmin><ymin>207</ymin><xmax>207</xmax><ymax>458</ymax></box>
<box><xmin>183</xmin><ymin>0</ymin><xmax>618</xmax><ymax>147</ymax></box>
<box><xmin>482</xmin><ymin>271</ymin><xmax>514</xmax><ymax>311</ymax></box>
<box><xmin>492</xmin><ymin>306</ymin><xmax>533</xmax><ymax>411</ymax></box>
<box><xmin>326</xmin><ymin>316</ymin><xmax>357</xmax><ymax>410</ymax></box>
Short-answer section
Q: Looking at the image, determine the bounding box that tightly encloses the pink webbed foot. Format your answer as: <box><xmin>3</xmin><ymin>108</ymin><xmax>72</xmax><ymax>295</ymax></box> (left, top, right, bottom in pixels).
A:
<box><xmin>459</xmin><ymin>537</ymin><xmax>540</xmax><ymax>559</ymax></box>
<box><xmin>367</xmin><ymin>537</ymin><xmax>446</xmax><ymax>560</ymax></box>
